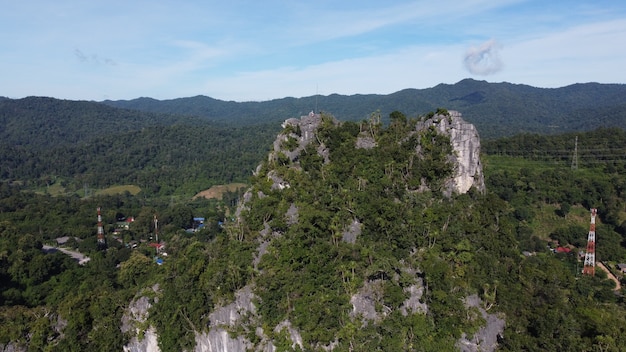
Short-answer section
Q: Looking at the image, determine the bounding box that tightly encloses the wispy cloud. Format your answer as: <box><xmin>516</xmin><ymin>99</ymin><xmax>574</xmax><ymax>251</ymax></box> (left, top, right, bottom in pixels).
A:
<box><xmin>463</xmin><ymin>39</ymin><xmax>503</xmax><ymax>76</ymax></box>
<box><xmin>74</xmin><ymin>49</ymin><xmax>117</xmax><ymax>66</ymax></box>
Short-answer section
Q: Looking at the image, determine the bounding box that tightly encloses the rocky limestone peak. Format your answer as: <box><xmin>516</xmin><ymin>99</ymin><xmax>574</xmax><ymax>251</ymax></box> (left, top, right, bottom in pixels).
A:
<box><xmin>415</xmin><ymin>110</ymin><xmax>485</xmax><ymax>196</ymax></box>
<box><xmin>271</xmin><ymin>110</ymin><xmax>484</xmax><ymax>197</ymax></box>
<box><xmin>273</xmin><ymin>112</ymin><xmax>334</xmax><ymax>165</ymax></box>
<box><xmin>122</xmin><ymin>285</ymin><xmax>161</xmax><ymax>352</ymax></box>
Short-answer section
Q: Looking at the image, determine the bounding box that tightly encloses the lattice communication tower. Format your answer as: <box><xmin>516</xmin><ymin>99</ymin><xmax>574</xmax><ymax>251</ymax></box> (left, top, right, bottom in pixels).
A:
<box><xmin>582</xmin><ymin>208</ymin><xmax>597</xmax><ymax>276</ymax></box>
<box><xmin>97</xmin><ymin>207</ymin><xmax>106</xmax><ymax>247</ymax></box>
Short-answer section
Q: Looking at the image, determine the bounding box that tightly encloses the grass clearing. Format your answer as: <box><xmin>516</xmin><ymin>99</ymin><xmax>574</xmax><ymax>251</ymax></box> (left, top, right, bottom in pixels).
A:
<box><xmin>193</xmin><ymin>183</ymin><xmax>247</xmax><ymax>200</ymax></box>
<box><xmin>96</xmin><ymin>185</ymin><xmax>142</xmax><ymax>196</ymax></box>
<box><xmin>529</xmin><ymin>203</ymin><xmax>591</xmax><ymax>240</ymax></box>
<box><xmin>482</xmin><ymin>155</ymin><xmax>568</xmax><ymax>173</ymax></box>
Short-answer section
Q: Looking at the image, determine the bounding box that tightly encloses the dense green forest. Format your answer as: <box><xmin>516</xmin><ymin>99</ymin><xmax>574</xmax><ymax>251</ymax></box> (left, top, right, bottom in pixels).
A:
<box><xmin>102</xmin><ymin>79</ymin><xmax>626</xmax><ymax>138</ymax></box>
<box><xmin>1</xmin><ymin>105</ymin><xmax>626</xmax><ymax>351</ymax></box>
<box><xmin>0</xmin><ymin>97</ymin><xmax>278</xmax><ymax>197</ymax></box>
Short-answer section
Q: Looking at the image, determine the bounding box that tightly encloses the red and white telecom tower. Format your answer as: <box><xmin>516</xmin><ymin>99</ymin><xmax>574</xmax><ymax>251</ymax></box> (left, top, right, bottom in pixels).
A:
<box><xmin>582</xmin><ymin>208</ymin><xmax>597</xmax><ymax>276</ymax></box>
<box><xmin>97</xmin><ymin>207</ymin><xmax>106</xmax><ymax>247</ymax></box>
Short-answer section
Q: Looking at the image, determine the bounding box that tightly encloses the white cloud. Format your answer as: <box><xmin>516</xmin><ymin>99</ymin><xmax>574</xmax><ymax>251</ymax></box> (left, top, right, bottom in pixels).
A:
<box><xmin>463</xmin><ymin>39</ymin><xmax>503</xmax><ymax>76</ymax></box>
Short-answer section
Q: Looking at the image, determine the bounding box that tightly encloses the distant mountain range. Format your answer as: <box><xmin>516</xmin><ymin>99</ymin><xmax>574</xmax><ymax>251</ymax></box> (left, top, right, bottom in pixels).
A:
<box><xmin>101</xmin><ymin>79</ymin><xmax>626</xmax><ymax>139</ymax></box>
<box><xmin>1</xmin><ymin>79</ymin><xmax>625</xmax><ymax>149</ymax></box>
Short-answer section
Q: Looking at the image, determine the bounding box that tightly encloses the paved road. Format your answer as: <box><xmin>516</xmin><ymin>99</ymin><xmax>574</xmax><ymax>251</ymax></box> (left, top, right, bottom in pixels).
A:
<box><xmin>42</xmin><ymin>245</ymin><xmax>91</xmax><ymax>265</ymax></box>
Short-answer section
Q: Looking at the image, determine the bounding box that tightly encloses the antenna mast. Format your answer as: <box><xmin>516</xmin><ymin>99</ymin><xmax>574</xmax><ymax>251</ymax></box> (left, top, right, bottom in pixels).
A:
<box><xmin>154</xmin><ymin>214</ymin><xmax>159</xmax><ymax>255</ymax></box>
<box><xmin>582</xmin><ymin>208</ymin><xmax>597</xmax><ymax>276</ymax></box>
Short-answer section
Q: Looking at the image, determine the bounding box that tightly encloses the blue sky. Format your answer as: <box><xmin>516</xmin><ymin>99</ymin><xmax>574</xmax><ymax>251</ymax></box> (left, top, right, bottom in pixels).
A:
<box><xmin>1</xmin><ymin>0</ymin><xmax>626</xmax><ymax>101</ymax></box>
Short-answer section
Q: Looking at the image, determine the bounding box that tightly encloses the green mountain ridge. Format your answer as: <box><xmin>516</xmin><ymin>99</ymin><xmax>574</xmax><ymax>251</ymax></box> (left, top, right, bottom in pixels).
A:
<box><xmin>101</xmin><ymin>79</ymin><xmax>626</xmax><ymax>138</ymax></box>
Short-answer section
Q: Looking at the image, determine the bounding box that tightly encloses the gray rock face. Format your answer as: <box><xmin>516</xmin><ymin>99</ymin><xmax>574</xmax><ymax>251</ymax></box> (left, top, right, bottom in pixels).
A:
<box><xmin>281</xmin><ymin>113</ymin><xmax>324</xmax><ymax>148</ymax></box>
<box><xmin>195</xmin><ymin>286</ymin><xmax>257</xmax><ymax>352</ymax></box>
<box><xmin>194</xmin><ymin>329</ymin><xmax>250</xmax><ymax>352</ymax></box>
<box><xmin>456</xmin><ymin>295</ymin><xmax>505</xmax><ymax>352</ymax></box>
<box><xmin>122</xmin><ymin>285</ymin><xmax>161</xmax><ymax>352</ymax></box>
<box><xmin>124</xmin><ymin>327</ymin><xmax>160</xmax><ymax>352</ymax></box>
<box><xmin>342</xmin><ymin>218</ymin><xmax>361</xmax><ymax>244</ymax></box>
<box><xmin>208</xmin><ymin>286</ymin><xmax>256</xmax><ymax>328</ymax></box>
<box><xmin>267</xmin><ymin>170</ymin><xmax>290</xmax><ymax>190</ymax></box>
<box><xmin>350</xmin><ymin>280</ymin><xmax>387</xmax><ymax>324</ymax></box>
<box><xmin>0</xmin><ymin>343</ymin><xmax>26</xmax><ymax>352</ymax></box>
<box><xmin>415</xmin><ymin>110</ymin><xmax>485</xmax><ymax>195</ymax></box>
<box><xmin>400</xmin><ymin>279</ymin><xmax>428</xmax><ymax>316</ymax></box>
<box><xmin>355</xmin><ymin>134</ymin><xmax>376</xmax><ymax>149</ymax></box>
<box><xmin>276</xmin><ymin>113</ymin><xmax>334</xmax><ymax>165</ymax></box>
<box><xmin>285</xmin><ymin>203</ymin><xmax>299</xmax><ymax>226</ymax></box>
<box><xmin>274</xmin><ymin>320</ymin><xmax>304</xmax><ymax>350</ymax></box>
<box><xmin>196</xmin><ymin>286</ymin><xmax>307</xmax><ymax>352</ymax></box>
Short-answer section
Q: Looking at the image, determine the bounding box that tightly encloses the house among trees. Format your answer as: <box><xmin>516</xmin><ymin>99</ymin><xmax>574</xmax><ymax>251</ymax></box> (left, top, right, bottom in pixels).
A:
<box><xmin>116</xmin><ymin>216</ymin><xmax>135</xmax><ymax>230</ymax></box>
<box><xmin>618</xmin><ymin>263</ymin><xmax>626</xmax><ymax>274</ymax></box>
<box><xmin>113</xmin><ymin>216</ymin><xmax>135</xmax><ymax>235</ymax></box>
<box><xmin>187</xmin><ymin>217</ymin><xmax>206</xmax><ymax>233</ymax></box>
<box><xmin>193</xmin><ymin>217</ymin><xmax>205</xmax><ymax>230</ymax></box>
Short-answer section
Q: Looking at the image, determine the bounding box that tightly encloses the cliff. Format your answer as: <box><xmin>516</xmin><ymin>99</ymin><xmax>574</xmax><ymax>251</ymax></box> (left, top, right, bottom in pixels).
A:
<box><xmin>415</xmin><ymin>110</ymin><xmax>485</xmax><ymax>196</ymax></box>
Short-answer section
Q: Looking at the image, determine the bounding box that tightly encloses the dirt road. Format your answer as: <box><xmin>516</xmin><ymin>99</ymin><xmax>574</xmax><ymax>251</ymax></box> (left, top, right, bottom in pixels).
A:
<box><xmin>596</xmin><ymin>262</ymin><xmax>621</xmax><ymax>291</ymax></box>
<box><xmin>42</xmin><ymin>245</ymin><xmax>91</xmax><ymax>265</ymax></box>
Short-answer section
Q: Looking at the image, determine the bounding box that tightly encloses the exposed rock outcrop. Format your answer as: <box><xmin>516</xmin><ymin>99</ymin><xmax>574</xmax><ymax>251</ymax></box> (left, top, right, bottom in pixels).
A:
<box><xmin>0</xmin><ymin>343</ymin><xmax>26</xmax><ymax>352</ymax></box>
<box><xmin>122</xmin><ymin>285</ymin><xmax>161</xmax><ymax>352</ymax></box>
<box><xmin>274</xmin><ymin>112</ymin><xmax>334</xmax><ymax>165</ymax></box>
<box><xmin>195</xmin><ymin>286</ymin><xmax>256</xmax><ymax>352</ymax></box>
<box><xmin>456</xmin><ymin>295</ymin><xmax>505</xmax><ymax>352</ymax></box>
<box><xmin>194</xmin><ymin>329</ymin><xmax>250</xmax><ymax>352</ymax></box>
<box><xmin>400</xmin><ymin>281</ymin><xmax>428</xmax><ymax>316</ymax></box>
<box><xmin>276</xmin><ymin>110</ymin><xmax>484</xmax><ymax>197</ymax></box>
<box><xmin>415</xmin><ymin>110</ymin><xmax>485</xmax><ymax>196</ymax></box>
<box><xmin>342</xmin><ymin>218</ymin><xmax>361</xmax><ymax>244</ymax></box>
<box><xmin>350</xmin><ymin>280</ymin><xmax>388</xmax><ymax>324</ymax></box>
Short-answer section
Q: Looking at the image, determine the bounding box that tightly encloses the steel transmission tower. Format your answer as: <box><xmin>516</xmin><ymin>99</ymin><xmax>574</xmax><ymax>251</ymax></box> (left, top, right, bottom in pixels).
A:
<box><xmin>97</xmin><ymin>207</ymin><xmax>106</xmax><ymax>247</ymax></box>
<box><xmin>582</xmin><ymin>208</ymin><xmax>597</xmax><ymax>276</ymax></box>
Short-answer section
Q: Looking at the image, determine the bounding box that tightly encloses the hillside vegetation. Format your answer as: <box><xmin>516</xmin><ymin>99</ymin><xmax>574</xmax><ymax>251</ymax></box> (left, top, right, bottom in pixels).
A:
<box><xmin>0</xmin><ymin>97</ymin><xmax>278</xmax><ymax>197</ymax></box>
<box><xmin>1</xmin><ymin>92</ymin><xmax>626</xmax><ymax>351</ymax></box>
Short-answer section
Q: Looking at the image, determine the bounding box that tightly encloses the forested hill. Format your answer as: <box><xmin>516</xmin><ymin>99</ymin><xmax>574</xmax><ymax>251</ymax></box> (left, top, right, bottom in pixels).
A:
<box><xmin>0</xmin><ymin>97</ymin><xmax>205</xmax><ymax>148</ymax></box>
<box><xmin>102</xmin><ymin>79</ymin><xmax>626</xmax><ymax>138</ymax></box>
<box><xmin>0</xmin><ymin>97</ymin><xmax>278</xmax><ymax>195</ymax></box>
